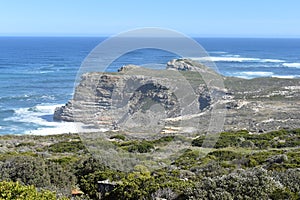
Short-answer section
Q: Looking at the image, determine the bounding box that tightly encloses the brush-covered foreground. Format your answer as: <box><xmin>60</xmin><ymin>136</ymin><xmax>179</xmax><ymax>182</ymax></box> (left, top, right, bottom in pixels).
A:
<box><xmin>0</xmin><ymin>129</ymin><xmax>299</xmax><ymax>199</ymax></box>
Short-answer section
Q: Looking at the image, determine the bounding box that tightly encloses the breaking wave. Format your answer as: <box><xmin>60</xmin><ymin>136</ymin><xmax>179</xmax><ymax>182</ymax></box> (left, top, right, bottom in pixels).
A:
<box><xmin>190</xmin><ymin>56</ymin><xmax>285</xmax><ymax>63</ymax></box>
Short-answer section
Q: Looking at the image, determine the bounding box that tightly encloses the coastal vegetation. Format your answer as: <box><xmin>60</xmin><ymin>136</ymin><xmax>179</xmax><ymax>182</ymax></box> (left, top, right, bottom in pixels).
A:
<box><xmin>0</xmin><ymin>181</ymin><xmax>68</xmax><ymax>200</ymax></box>
<box><xmin>0</xmin><ymin>128</ymin><xmax>299</xmax><ymax>199</ymax></box>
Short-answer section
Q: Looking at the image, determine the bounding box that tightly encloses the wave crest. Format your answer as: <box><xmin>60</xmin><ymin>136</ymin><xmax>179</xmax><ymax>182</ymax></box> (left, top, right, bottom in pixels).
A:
<box><xmin>283</xmin><ymin>63</ymin><xmax>300</xmax><ymax>68</ymax></box>
<box><xmin>190</xmin><ymin>56</ymin><xmax>285</xmax><ymax>63</ymax></box>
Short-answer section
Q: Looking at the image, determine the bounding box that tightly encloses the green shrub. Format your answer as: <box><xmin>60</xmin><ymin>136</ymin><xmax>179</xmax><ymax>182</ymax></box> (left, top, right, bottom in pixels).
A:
<box><xmin>192</xmin><ymin>131</ymin><xmax>248</xmax><ymax>148</ymax></box>
<box><xmin>47</xmin><ymin>141</ymin><xmax>86</xmax><ymax>153</ymax></box>
<box><xmin>269</xmin><ymin>188</ymin><xmax>298</xmax><ymax>200</ymax></box>
<box><xmin>153</xmin><ymin>136</ymin><xmax>175</xmax><ymax>144</ymax></box>
<box><xmin>174</xmin><ymin>149</ymin><xmax>203</xmax><ymax>169</ymax></box>
<box><xmin>191</xmin><ymin>129</ymin><xmax>299</xmax><ymax>149</ymax></box>
<box><xmin>118</xmin><ymin>140</ymin><xmax>154</xmax><ymax>153</ymax></box>
<box><xmin>0</xmin><ymin>181</ymin><xmax>69</xmax><ymax>200</ymax></box>
<box><xmin>0</xmin><ymin>151</ymin><xmax>38</xmax><ymax>161</ymax></box>
<box><xmin>49</xmin><ymin>156</ymin><xmax>78</xmax><ymax>166</ymax></box>
<box><xmin>272</xmin><ymin>168</ymin><xmax>300</xmax><ymax>194</ymax></box>
<box><xmin>208</xmin><ymin>150</ymin><xmax>242</xmax><ymax>161</ymax></box>
<box><xmin>15</xmin><ymin>142</ymin><xmax>35</xmax><ymax>147</ymax></box>
<box><xmin>246</xmin><ymin>151</ymin><xmax>280</xmax><ymax>165</ymax></box>
<box><xmin>185</xmin><ymin>168</ymin><xmax>287</xmax><ymax>200</ymax></box>
<box><xmin>110</xmin><ymin>134</ymin><xmax>126</xmax><ymax>140</ymax></box>
<box><xmin>127</xmin><ymin>141</ymin><xmax>154</xmax><ymax>153</ymax></box>
<box><xmin>0</xmin><ymin>155</ymin><xmax>76</xmax><ymax>196</ymax></box>
<box><xmin>243</xmin><ymin>158</ymin><xmax>259</xmax><ymax>168</ymax></box>
<box><xmin>0</xmin><ymin>156</ymin><xmax>50</xmax><ymax>187</ymax></box>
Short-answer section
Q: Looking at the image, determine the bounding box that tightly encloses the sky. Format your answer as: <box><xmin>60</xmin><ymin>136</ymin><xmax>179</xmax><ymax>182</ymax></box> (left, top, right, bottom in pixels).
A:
<box><xmin>0</xmin><ymin>0</ymin><xmax>300</xmax><ymax>37</ymax></box>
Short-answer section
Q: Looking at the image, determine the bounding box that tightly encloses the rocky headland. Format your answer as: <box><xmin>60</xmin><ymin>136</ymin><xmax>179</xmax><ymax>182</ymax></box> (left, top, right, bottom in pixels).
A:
<box><xmin>54</xmin><ymin>59</ymin><xmax>300</xmax><ymax>134</ymax></box>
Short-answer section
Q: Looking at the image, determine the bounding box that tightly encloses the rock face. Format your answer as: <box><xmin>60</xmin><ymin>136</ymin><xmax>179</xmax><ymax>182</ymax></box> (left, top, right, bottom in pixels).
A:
<box><xmin>167</xmin><ymin>59</ymin><xmax>198</xmax><ymax>71</ymax></box>
<box><xmin>54</xmin><ymin>63</ymin><xmax>214</xmax><ymax>131</ymax></box>
<box><xmin>55</xmin><ymin>73</ymin><xmax>183</xmax><ymax>124</ymax></box>
<box><xmin>54</xmin><ymin>59</ymin><xmax>300</xmax><ymax>133</ymax></box>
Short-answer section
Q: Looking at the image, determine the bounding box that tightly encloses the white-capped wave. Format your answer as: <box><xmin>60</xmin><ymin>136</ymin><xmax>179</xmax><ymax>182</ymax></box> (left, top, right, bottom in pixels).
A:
<box><xmin>233</xmin><ymin>71</ymin><xmax>274</xmax><ymax>79</ymax></box>
<box><xmin>271</xmin><ymin>75</ymin><xmax>298</xmax><ymax>79</ymax></box>
<box><xmin>25</xmin><ymin>122</ymin><xmax>106</xmax><ymax>135</ymax></box>
<box><xmin>4</xmin><ymin>104</ymin><xmax>64</xmax><ymax>126</ymax></box>
<box><xmin>41</xmin><ymin>95</ymin><xmax>56</xmax><ymax>100</ymax></box>
<box><xmin>39</xmin><ymin>71</ymin><xmax>56</xmax><ymax>74</ymax></box>
<box><xmin>189</xmin><ymin>56</ymin><xmax>285</xmax><ymax>63</ymax></box>
<box><xmin>191</xmin><ymin>56</ymin><xmax>257</xmax><ymax>62</ymax></box>
<box><xmin>240</xmin><ymin>71</ymin><xmax>274</xmax><ymax>76</ymax></box>
<box><xmin>4</xmin><ymin>103</ymin><xmax>106</xmax><ymax>135</ymax></box>
<box><xmin>25</xmin><ymin>70</ymin><xmax>56</xmax><ymax>74</ymax></box>
<box><xmin>262</xmin><ymin>59</ymin><xmax>285</xmax><ymax>63</ymax></box>
<box><xmin>282</xmin><ymin>63</ymin><xmax>300</xmax><ymax>68</ymax></box>
<box><xmin>208</xmin><ymin>51</ymin><xmax>227</xmax><ymax>54</ymax></box>
<box><xmin>224</xmin><ymin>54</ymin><xmax>241</xmax><ymax>58</ymax></box>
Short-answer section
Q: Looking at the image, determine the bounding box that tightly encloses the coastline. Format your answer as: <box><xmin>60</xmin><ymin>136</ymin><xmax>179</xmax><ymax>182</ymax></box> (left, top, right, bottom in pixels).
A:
<box><xmin>1</xmin><ymin>37</ymin><xmax>300</xmax><ymax>135</ymax></box>
<box><xmin>4</xmin><ymin>74</ymin><xmax>300</xmax><ymax>137</ymax></box>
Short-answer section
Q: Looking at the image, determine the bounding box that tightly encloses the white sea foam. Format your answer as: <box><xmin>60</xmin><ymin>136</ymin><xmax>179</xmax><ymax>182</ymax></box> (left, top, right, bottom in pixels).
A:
<box><xmin>235</xmin><ymin>76</ymin><xmax>250</xmax><ymax>79</ymax></box>
<box><xmin>4</xmin><ymin>103</ymin><xmax>106</xmax><ymax>135</ymax></box>
<box><xmin>25</xmin><ymin>70</ymin><xmax>56</xmax><ymax>74</ymax></box>
<box><xmin>224</xmin><ymin>54</ymin><xmax>241</xmax><ymax>58</ymax></box>
<box><xmin>262</xmin><ymin>59</ymin><xmax>285</xmax><ymax>63</ymax></box>
<box><xmin>5</xmin><ymin>104</ymin><xmax>64</xmax><ymax>126</ymax></box>
<box><xmin>191</xmin><ymin>56</ymin><xmax>258</xmax><ymax>62</ymax></box>
<box><xmin>208</xmin><ymin>51</ymin><xmax>227</xmax><ymax>54</ymax></box>
<box><xmin>282</xmin><ymin>63</ymin><xmax>300</xmax><ymax>68</ymax></box>
<box><xmin>271</xmin><ymin>75</ymin><xmax>297</xmax><ymax>79</ymax></box>
<box><xmin>189</xmin><ymin>56</ymin><xmax>285</xmax><ymax>63</ymax></box>
<box><xmin>41</xmin><ymin>95</ymin><xmax>56</xmax><ymax>100</ymax></box>
<box><xmin>39</xmin><ymin>71</ymin><xmax>56</xmax><ymax>74</ymax></box>
<box><xmin>25</xmin><ymin>122</ymin><xmax>106</xmax><ymax>135</ymax></box>
<box><xmin>240</xmin><ymin>71</ymin><xmax>274</xmax><ymax>76</ymax></box>
<box><xmin>233</xmin><ymin>71</ymin><xmax>274</xmax><ymax>79</ymax></box>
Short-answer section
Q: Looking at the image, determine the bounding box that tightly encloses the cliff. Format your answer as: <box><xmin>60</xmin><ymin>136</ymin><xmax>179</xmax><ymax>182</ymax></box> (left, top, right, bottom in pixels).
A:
<box><xmin>54</xmin><ymin>59</ymin><xmax>300</xmax><ymax>133</ymax></box>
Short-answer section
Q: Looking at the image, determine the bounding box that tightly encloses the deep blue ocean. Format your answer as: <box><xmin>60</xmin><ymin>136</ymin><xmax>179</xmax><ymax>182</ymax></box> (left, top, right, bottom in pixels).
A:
<box><xmin>0</xmin><ymin>37</ymin><xmax>300</xmax><ymax>135</ymax></box>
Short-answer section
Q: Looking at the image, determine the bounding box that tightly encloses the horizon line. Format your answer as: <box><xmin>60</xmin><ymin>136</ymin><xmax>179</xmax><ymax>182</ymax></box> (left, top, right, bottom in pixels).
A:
<box><xmin>1</xmin><ymin>35</ymin><xmax>300</xmax><ymax>39</ymax></box>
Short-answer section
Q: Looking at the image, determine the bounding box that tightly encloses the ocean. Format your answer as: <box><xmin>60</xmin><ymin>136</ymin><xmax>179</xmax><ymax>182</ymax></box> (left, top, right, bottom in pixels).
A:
<box><xmin>0</xmin><ymin>37</ymin><xmax>300</xmax><ymax>135</ymax></box>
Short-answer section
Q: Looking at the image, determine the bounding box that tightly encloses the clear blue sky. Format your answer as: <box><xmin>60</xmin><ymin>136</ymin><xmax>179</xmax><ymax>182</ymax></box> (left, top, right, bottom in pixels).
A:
<box><xmin>0</xmin><ymin>0</ymin><xmax>300</xmax><ymax>37</ymax></box>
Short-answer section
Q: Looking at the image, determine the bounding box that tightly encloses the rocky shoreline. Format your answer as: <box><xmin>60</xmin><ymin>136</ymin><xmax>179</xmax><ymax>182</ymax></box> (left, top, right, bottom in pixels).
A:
<box><xmin>54</xmin><ymin>59</ymin><xmax>300</xmax><ymax>134</ymax></box>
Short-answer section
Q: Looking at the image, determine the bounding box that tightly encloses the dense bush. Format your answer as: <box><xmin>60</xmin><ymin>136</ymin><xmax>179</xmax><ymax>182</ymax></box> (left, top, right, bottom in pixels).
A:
<box><xmin>0</xmin><ymin>156</ymin><xmax>76</xmax><ymax>196</ymax></box>
<box><xmin>74</xmin><ymin>157</ymin><xmax>125</xmax><ymax>199</ymax></box>
<box><xmin>109</xmin><ymin>134</ymin><xmax>126</xmax><ymax>141</ymax></box>
<box><xmin>240</xmin><ymin>149</ymin><xmax>300</xmax><ymax>169</ymax></box>
<box><xmin>272</xmin><ymin>168</ymin><xmax>300</xmax><ymax>194</ymax></box>
<box><xmin>153</xmin><ymin>136</ymin><xmax>175</xmax><ymax>144</ymax></box>
<box><xmin>174</xmin><ymin>149</ymin><xmax>204</xmax><ymax>170</ymax></box>
<box><xmin>119</xmin><ymin>140</ymin><xmax>154</xmax><ymax>153</ymax></box>
<box><xmin>192</xmin><ymin>130</ymin><xmax>248</xmax><ymax>148</ymax></box>
<box><xmin>0</xmin><ymin>181</ymin><xmax>68</xmax><ymax>200</ymax></box>
<box><xmin>47</xmin><ymin>141</ymin><xmax>87</xmax><ymax>153</ymax></box>
<box><xmin>108</xmin><ymin>165</ymin><xmax>193</xmax><ymax>200</ymax></box>
<box><xmin>174</xmin><ymin>149</ymin><xmax>242</xmax><ymax>171</ymax></box>
<box><xmin>208</xmin><ymin>150</ymin><xmax>242</xmax><ymax>161</ymax></box>
<box><xmin>185</xmin><ymin>168</ymin><xmax>298</xmax><ymax>200</ymax></box>
<box><xmin>192</xmin><ymin>129</ymin><xmax>300</xmax><ymax>149</ymax></box>
<box><xmin>0</xmin><ymin>129</ymin><xmax>299</xmax><ymax>199</ymax></box>
<box><xmin>0</xmin><ymin>156</ymin><xmax>50</xmax><ymax>187</ymax></box>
